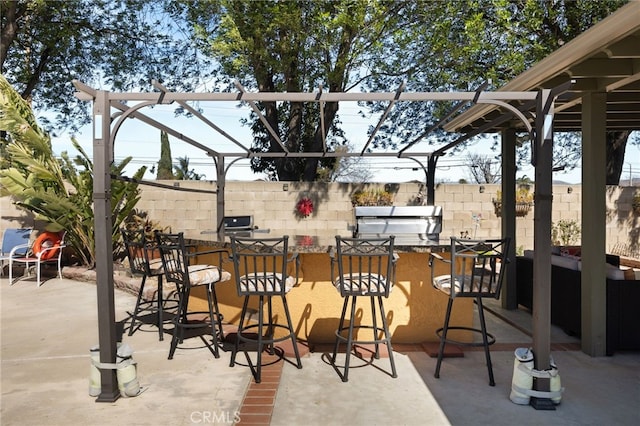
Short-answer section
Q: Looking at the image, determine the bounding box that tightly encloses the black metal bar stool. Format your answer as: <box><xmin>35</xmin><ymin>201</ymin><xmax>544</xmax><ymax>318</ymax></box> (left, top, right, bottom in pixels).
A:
<box><xmin>155</xmin><ymin>231</ymin><xmax>230</xmax><ymax>359</ymax></box>
<box><xmin>429</xmin><ymin>237</ymin><xmax>510</xmax><ymax>386</ymax></box>
<box><xmin>330</xmin><ymin>235</ymin><xmax>398</xmax><ymax>382</ymax></box>
<box><xmin>121</xmin><ymin>228</ymin><xmax>176</xmax><ymax>341</ymax></box>
<box><xmin>229</xmin><ymin>235</ymin><xmax>302</xmax><ymax>383</ymax></box>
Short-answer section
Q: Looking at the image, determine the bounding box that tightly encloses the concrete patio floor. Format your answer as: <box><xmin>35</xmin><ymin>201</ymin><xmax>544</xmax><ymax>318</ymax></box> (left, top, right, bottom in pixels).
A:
<box><xmin>1</xmin><ymin>273</ymin><xmax>638</xmax><ymax>425</ymax></box>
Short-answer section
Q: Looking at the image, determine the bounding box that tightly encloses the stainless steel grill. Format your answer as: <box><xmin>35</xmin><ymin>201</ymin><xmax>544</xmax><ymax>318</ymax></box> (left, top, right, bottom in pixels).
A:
<box><xmin>354</xmin><ymin>206</ymin><xmax>443</xmax><ymax>245</ymax></box>
<box><xmin>223</xmin><ymin>216</ymin><xmax>270</xmax><ymax>237</ymax></box>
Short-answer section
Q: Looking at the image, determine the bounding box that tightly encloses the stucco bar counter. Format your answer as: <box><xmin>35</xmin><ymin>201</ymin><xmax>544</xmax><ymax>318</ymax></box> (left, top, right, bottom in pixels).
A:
<box><xmin>186</xmin><ymin>234</ymin><xmax>473</xmax><ymax>345</ymax></box>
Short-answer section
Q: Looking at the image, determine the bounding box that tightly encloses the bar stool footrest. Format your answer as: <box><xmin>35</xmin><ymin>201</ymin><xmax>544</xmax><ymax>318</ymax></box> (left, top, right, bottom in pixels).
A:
<box><xmin>436</xmin><ymin>326</ymin><xmax>496</xmax><ymax>347</ymax></box>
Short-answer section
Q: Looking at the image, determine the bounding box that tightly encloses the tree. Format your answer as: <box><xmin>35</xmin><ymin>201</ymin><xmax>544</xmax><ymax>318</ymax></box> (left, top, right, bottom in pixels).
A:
<box><xmin>171</xmin><ymin>0</ymin><xmax>408</xmax><ymax>181</ymax></box>
<box><xmin>1</xmin><ymin>0</ymin><xmax>211</xmax><ymax>131</ymax></box>
<box><xmin>174</xmin><ymin>156</ymin><xmax>204</xmax><ymax>180</ymax></box>
<box><xmin>317</xmin><ymin>144</ymin><xmax>373</xmax><ymax>183</ymax></box>
<box><xmin>0</xmin><ymin>75</ymin><xmax>144</xmax><ymax>267</ymax></box>
<box><xmin>156</xmin><ymin>131</ymin><xmax>174</xmax><ymax>179</ymax></box>
<box><xmin>364</xmin><ymin>0</ymin><xmax>633</xmax><ymax>184</ymax></box>
<box><xmin>466</xmin><ymin>153</ymin><xmax>501</xmax><ymax>184</ymax></box>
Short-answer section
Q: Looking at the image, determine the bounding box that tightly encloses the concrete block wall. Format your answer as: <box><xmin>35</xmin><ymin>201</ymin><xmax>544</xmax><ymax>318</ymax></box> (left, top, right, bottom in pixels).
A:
<box><xmin>2</xmin><ymin>182</ymin><xmax>638</xmax><ymax>254</ymax></box>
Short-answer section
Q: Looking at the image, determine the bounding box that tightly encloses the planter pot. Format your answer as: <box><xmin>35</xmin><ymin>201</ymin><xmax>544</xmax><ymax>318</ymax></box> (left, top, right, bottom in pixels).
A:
<box><xmin>493</xmin><ymin>201</ymin><xmax>532</xmax><ymax>218</ymax></box>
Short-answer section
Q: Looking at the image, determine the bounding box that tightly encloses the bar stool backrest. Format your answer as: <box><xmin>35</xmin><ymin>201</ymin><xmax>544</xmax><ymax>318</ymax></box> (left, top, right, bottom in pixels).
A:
<box><xmin>121</xmin><ymin>228</ymin><xmax>155</xmax><ymax>277</ymax></box>
<box><xmin>230</xmin><ymin>236</ymin><xmax>294</xmax><ymax>296</ymax></box>
<box><xmin>155</xmin><ymin>232</ymin><xmax>191</xmax><ymax>288</ymax></box>
<box><xmin>332</xmin><ymin>236</ymin><xmax>396</xmax><ymax>297</ymax></box>
<box><xmin>446</xmin><ymin>237</ymin><xmax>510</xmax><ymax>299</ymax></box>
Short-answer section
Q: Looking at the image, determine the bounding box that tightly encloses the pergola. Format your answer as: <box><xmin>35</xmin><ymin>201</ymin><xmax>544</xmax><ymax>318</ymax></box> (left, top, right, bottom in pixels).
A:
<box><xmin>74</xmin><ymin>1</ymin><xmax>640</xmax><ymax>405</ymax></box>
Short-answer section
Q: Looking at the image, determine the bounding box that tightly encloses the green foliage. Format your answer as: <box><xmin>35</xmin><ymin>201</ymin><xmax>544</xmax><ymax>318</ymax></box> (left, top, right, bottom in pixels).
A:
<box><xmin>0</xmin><ymin>75</ymin><xmax>145</xmax><ymax>267</ymax></box>
<box><xmin>364</xmin><ymin>0</ymin><xmax>626</xmax><ymax>177</ymax></box>
<box><xmin>1</xmin><ymin>0</ymin><xmax>211</xmax><ymax>131</ymax></box>
<box><xmin>552</xmin><ymin>219</ymin><xmax>581</xmax><ymax>246</ymax></box>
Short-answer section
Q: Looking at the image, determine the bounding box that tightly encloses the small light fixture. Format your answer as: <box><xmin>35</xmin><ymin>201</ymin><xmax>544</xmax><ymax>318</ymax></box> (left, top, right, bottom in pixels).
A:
<box><xmin>567</xmin><ymin>187</ymin><xmax>573</xmax><ymax>194</ymax></box>
<box><xmin>479</xmin><ymin>185</ymin><xmax>485</xmax><ymax>193</ymax></box>
<box><xmin>283</xmin><ymin>184</ymin><xmax>289</xmax><ymax>191</ymax></box>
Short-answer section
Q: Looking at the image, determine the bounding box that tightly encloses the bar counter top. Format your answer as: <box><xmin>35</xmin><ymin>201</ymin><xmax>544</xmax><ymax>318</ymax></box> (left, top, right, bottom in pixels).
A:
<box><xmin>192</xmin><ymin>232</ymin><xmax>450</xmax><ymax>253</ymax></box>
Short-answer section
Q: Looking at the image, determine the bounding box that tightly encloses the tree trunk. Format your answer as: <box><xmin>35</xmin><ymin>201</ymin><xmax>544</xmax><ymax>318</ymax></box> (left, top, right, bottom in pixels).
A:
<box><xmin>606</xmin><ymin>131</ymin><xmax>629</xmax><ymax>185</ymax></box>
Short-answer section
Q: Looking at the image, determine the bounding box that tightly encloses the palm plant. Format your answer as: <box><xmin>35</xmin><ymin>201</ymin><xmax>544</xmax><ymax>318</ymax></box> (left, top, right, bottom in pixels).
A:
<box><xmin>0</xmin><ymin>75</ymin><xmax>145</xmax><ymax>267</ymax></box>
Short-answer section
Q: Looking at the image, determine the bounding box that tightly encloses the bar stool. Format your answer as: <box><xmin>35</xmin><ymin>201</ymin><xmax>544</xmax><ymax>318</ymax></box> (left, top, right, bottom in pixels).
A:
<box><xmin>330</xmin><ymin>235</ymin><xmax>398</xmax><ymax>382</ymax></box>
<box><xmin>429</xmin><ymin>237</ymin><xmax>510</xmax><ymax>386</ymax></box>
<box><xmin>121</xmin><ymin>228</ymin><xmax>175</xmax><ymax>341</ymax></box>
<box><xmin>229</xmin><ymin>235</ymin><xmax>302</xmax><ymax>383</ymax></box>
<box><xmin>155</xmin><ymin>231</ymin><xmax>230</xmax><ymax>359</ymax></box>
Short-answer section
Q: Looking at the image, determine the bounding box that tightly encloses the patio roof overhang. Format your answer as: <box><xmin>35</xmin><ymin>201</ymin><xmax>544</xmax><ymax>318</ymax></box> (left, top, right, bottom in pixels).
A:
<box><xmin>436</xmin><ymin>0</ymin><xmax>640</xmax><ymax>408</ymax></box>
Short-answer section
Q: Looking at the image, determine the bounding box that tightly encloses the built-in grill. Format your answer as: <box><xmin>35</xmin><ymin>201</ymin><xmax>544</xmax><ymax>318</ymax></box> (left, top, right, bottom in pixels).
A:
<box><xmin>223</xmin><ymin>216</ymin><xmax>270</xmax><ymax>237</ymax></box>
<box><xmin>354</xmin><ymin>205</ymin><xmax>443</xmax><ymax>245</ymax></box>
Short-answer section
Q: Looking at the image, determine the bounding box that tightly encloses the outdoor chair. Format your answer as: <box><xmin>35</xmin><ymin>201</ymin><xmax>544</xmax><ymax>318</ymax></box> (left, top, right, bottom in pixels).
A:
<box><xmin>9</xmin><ymin>230</ymin><xmax>66</xmax><ymax>287</ymax></box>
<box><xmin>229</xmin><ymin>235</ymin><xmax>302</xmax><ymax>383</ymax></box>
<box><xmin>121</xmin><ymin>228</ymin><xmax>178</xmax><ymax>341</ymax></box>
<box><xmin>429</xmin><ymin>237</ymin><xmax>510</xmax><ymax>386</ymax></box>
<box><xmin>330</xmin><ymin>235</ymin><xmax>398</xmax><ymax>382</ymax></box>
<box><xmin>155</xmin><ymin>231</ymin><xmax>230</xmax><ymax>359</ymax></box>
<box><xmin>0</xmin><ymin>228</ymin><xmax>32</xmax><ymax>276</ymax></box>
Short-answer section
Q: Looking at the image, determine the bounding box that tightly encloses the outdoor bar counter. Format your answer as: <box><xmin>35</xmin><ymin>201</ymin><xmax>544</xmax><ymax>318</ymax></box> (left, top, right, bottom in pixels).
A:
<box><xmin>186</xmin><ymin>234</ymin><xmax>473</xmax><ymax>345</ymax></box>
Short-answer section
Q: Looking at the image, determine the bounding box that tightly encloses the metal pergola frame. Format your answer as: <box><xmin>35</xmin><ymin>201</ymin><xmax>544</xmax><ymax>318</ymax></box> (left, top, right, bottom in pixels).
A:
<box><xmin>74</xmin><ymin>80</ymin><xmax>562</xmax><ymax>404</ymax></box>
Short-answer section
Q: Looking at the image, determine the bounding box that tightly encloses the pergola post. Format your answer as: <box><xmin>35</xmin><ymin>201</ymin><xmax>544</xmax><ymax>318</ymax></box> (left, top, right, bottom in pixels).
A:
<box><xmin>215</xmin><ymin>154</ymin><xmax>226</xmax><ymax>242</ymax></box>
<box><xmin>530</xmin><ymin>89</ymin><xmax>554</xmax><ymax>410</ymax></box>
<box><xmin>93</xmin><ymin>90</ymin><xmax>120</xmax><ymax>402</ymax></box>
<box><xmin>501</xmin><ymin>127</ymin><xmax>518</xmax><ymax>309</ymax></box>
<box><xmin>581</xmin><ymin>91</ymin><xmax>608</xmax><ymax>356</ymax></box>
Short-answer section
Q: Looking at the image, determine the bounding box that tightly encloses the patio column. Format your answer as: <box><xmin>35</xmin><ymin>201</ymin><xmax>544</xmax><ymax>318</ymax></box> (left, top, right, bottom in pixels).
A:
<box><xmin>501</xmin><ymin>127</ymin><xmax>517</xmax><ymax>309</ymax></box>
<box><xmin>581</xmin><ymin>91</ymin><xmax>607</xmax><ymax>356</ymax></box>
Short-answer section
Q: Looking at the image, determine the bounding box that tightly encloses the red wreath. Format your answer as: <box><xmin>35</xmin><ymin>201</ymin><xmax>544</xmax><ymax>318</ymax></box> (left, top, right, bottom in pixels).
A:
<box><xmin>296</xmin><ymin>197</ymin><xmax>314</xmax><ymax>218</ymax></box>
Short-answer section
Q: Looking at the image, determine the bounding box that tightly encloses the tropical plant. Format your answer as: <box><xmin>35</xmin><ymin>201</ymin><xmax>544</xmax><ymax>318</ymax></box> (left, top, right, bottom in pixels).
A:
<box><xmin>173</xmin><ymin>156</ymin><xmax>205</xmax><ymax>180</ymax></box>
<box><xmin>0</xmin><ymin>75</ymin><xmax>144</xmax><ymax>267</ymax></box>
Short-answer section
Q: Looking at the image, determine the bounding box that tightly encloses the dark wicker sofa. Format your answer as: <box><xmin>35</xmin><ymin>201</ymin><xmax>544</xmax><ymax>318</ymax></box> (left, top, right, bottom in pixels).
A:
<box><xmin>516</xmin><ymin>253</ymin><xmax>640</xmax><ymax>355</ymax></box>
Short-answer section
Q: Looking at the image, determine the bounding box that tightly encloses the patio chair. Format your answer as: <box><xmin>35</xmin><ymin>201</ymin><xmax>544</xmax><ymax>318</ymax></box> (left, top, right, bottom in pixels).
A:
<box><xmin>429</xmin><ymin>237</ymin><xmax>510</xmax><ymax>386</ymax></box>
<box><xmin>121</xmin><ymin>228</ymin><xmax>178</xmax><ymax>341</ymax></box>
<box><xmin>330</xmin><ymin>235</ymin><xmax>398</xmax><ymax>382</ymax></box>
<box><xmin>155</xmin><ymin>231</ymin><xmax>229</xmax><ymax>359</ymax></box>
<box><xmin>9</xmin><ymin>230</ymin><xmax>66</xmax><ymax>287</ymax></box>
<box><xmin>0</xmin><ymin>228</ymin><xmax>33</xmax><ymax>276</ymax></box>
<box><xmin>229</xmin><ymin>235</ymin><xmax>302</xmax><ymax>383</ymax></box>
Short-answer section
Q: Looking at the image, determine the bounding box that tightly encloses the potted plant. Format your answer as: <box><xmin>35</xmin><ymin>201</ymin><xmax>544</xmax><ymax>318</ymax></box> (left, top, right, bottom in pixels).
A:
<box><xmin>493</xmin><ymin>187</ymin><xmax>533</xmax><ymax>217</ymax></box>
<box><xmin>351</xmin><ymin>189</ymin><xmax>393</xmax><ymax>206</ymax></box>
<box><xmin>120</xmin><ymin>209</ymin><xmax>170</xmax><ymax>260</ymax></box>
